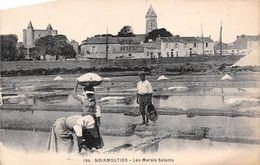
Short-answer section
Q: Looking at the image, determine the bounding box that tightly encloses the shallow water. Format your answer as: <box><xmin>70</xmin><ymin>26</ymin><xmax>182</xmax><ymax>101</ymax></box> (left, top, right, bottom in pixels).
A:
<box><xmin>3</xmin><ymin>87</ymin><xmax>260</xmax><ymax>110</ymax></box>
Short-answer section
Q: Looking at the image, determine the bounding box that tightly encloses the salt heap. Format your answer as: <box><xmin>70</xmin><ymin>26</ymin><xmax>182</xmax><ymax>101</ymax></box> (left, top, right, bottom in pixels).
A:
<box><xmin>77</xmin><ymin>73</ymin><xmax>102</xmax><ymax>86</ymax></box>
<box><xmin>100</xmin><ymin>96</ymin><xmax>126</xmax><ymax>102</ymax></box>
<box><xmin>221</xmin><ymin>74</ymin><xmax>233</xmax><ymax>80</ymax></box>
<box><xmin>103</xmin><ymin>77</ymin><xmax>112</xmax><ymax>81</ymax></box>
<box><xmin>53</xmin><ymin>76</ymin><xmax>63</xmax><ymax>81</ymax></box>
<box><xmin>232</xmin><ymin>49</ymin><xmax>260</xmax><ymax>67</ymax></box>
<box><xmin>225</xmin><ymin>97</ymin><xmax>260</xmax><ymax>107</ymax></box>
<box><xmin>157</xmin><ymin>75</ymin><xmax>168</xmax><ymax>80</ymax></box>
<box><xmin>168</xmin><ymin>86</ymin><xmax>189</xmax><ymax>92</ymax></box>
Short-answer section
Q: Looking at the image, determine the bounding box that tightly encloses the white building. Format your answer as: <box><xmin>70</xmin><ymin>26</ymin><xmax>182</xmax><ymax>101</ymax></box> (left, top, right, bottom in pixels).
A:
<box><xmin>216</xmin><ymin>34</ymin><xmax>260</xmax><ymax>55</ymax></box>
<box><xmin>80</xmin><ymin>36</ymin><xmax>145</xmax><ymax>59</ymax></box>
<box><xmin>142</xmin><ymin>36</ymin><xmax>215</xmax><ymax>59</ymax></box>
<box><xmin>160</xmin><ymin>36</ymin><xmax>214</xmax><ymax>57</ymax></box>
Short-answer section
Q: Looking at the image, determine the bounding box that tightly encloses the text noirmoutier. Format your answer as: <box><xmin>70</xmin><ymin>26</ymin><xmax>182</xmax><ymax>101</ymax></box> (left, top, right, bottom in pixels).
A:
<box><xmin>83</xmin><ymin>157</ymin><xmax>174</xmax><ymax>163</ymax></box>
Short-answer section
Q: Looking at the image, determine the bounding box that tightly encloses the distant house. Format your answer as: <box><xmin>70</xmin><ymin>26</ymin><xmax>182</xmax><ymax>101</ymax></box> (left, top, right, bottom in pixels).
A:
<box><xmin>142</xmin><ymin>35</ymin><xmax>215</xmax><ymax>59</ymax></box>
<box><xmin>160</xmin><ymin>36</ymin><xmax>214</xmax><ymax>57</ymax></box>
<box><xmin>143</xmin><ymin>39</ymin><xmax>161</xmax><ymax>59</ymax></box>
<box><xmin>80</xmin><ymin>36</ymin><xmax>144</xmax><ymax>59</ymax></box>
<box><xmin>216</xmin><ymin>34</ymin><xmax>260</xmax><ymax>55</ymax></box>
<box><xmin>70</xmin><ymin>40</ymin><xmax>79</xmax><ymax>54</ymax></box>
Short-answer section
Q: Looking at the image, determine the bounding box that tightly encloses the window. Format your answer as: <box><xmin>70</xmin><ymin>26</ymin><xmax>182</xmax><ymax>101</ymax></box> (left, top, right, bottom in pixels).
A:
<box><xmin>91</xmin><ymin>46</ymin><xmax>96</xmax><ymax>53</ymax></box>
<box><xmin>184</xmin><ymin>43</ymin><xmax>187</xmax><ymax>48</ymax></box>
<box><xmin>171</xmin><ymin>49</ymin><xmax>174</xmax><ymax>51</ymax></box>
<box><xmin>147</xmin><ymin>52</ymin><xmax>149</xmax><ymax>56</ymax></box>
<box><xmin>129</xmin><ymin>54</ymin><xmax>132</xmax><ymax>57</ymax></box>
<box><xmin>205</xmin><ymin>43</ymin><xmax>208</xmax><ymax>47</ymax></box>
<box><xmin>167</xmin><ymin>52</ymin><xmax>169</xmax><ymax>57</ymax></box>
<box><xmin>150</xmin><ymin>52</ymin><xmax>153</xmax><ymax>56</ymax></box>
<box><xmin>171</xmin><ymin>52</ymin><xmax>174</xmax><ymax>57</ymax></box>
<box><xmin>194</xmin><ymin>43</ymin><xmax>197</xmax><ymax>48</ymax></box>
<box><xmin>158</xmin><ymin>52</ymin><xmax>161</xmax><ymax>58</ymax></box>
<box><xmin>176</xmin><ymin>51</ymin><xmax>178</xmax><ymax>57</ymax></box>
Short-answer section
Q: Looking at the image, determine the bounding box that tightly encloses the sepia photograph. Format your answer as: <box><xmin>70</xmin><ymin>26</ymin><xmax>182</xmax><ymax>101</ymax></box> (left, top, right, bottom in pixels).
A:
<box><xmin>0</xmin><ymin>0</ymin><xmax>259</xmax><ymax>164</ymax></box>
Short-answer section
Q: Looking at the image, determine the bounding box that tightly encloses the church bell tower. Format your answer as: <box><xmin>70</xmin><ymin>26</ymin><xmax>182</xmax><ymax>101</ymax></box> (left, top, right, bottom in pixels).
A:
<box><xmin>145</xmin><ymin>5</ymin><xmax>157</xmax><ymax>34</ymax></box>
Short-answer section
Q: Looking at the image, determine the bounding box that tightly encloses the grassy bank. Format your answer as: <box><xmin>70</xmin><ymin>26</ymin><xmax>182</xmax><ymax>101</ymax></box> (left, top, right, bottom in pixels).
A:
<box><xmin>0</xmin><ymin>56</ymin><xmax>245</xmax><ymax>77</ymax></box>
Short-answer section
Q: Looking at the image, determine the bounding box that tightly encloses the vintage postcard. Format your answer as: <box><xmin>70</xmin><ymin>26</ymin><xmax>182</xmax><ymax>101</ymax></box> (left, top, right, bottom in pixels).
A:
<box><xmin>0</xmin><ymin>0</ymin><xmax>259</xmax><ymax>164</ymax></box>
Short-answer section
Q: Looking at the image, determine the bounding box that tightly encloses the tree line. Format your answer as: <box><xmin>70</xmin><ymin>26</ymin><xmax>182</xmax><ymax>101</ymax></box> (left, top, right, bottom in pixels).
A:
<box><xmin>0</xmin><ymin>34</ymin><xmax>75</xmax><ymax>61</ymax></box>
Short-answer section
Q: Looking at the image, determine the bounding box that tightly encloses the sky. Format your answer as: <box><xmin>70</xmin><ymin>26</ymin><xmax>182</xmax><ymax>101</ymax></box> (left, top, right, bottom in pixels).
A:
<box><xmin>0</xmin><ymin>0</ymin><xmax>259</xmax><ymax>43</ymax></box>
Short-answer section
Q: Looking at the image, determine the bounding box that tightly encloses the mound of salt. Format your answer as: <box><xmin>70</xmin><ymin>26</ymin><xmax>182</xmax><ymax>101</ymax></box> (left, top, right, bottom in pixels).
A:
<box><xmin>157</xmin><ymin>75</ymin><xmax>168</xmax><ymax>80</ymax></box>
<box><xmin>168</xmin><ymin>86</ymin><xmax>189</xmax><ymax>92</ymax></box>
<box><xmin>53</xmin><ymin>76</ymin><xmax>63</xmax><ymax>81</ymax></box>
<box><xmin>225</xmin><ymin>97</ymin><xmax>260</xmax><ymax>107</ymax></box>
<box><xmin>103</xmin><ymin>77</ymin><xmax>112</xmax><ymax>81</ymax></box>
<box><xmin>99</xmin><ymin>96</ymin><xmax>126</xmax><ymax>102</ymax></box>
<box><xmin>232</xmin><ymin>49</ymin><xmax>260</xmax><ymax>67</ymax></box>
<box><xmin>77</xmin><ymin>73</ymin><xmax>102</xmax><ymax>86</ymax></box>
<box><xmin>221</xmin><ymin>74</ymin><xmax>233</xmax><ymax>80</ymax></box>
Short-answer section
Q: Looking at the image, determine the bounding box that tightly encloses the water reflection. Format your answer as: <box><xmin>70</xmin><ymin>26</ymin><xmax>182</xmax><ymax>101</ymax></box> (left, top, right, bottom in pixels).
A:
<box><xmin>3</xmin><ymin>87</ymin><xmax>260</xmax><ymax>110</ymax></box>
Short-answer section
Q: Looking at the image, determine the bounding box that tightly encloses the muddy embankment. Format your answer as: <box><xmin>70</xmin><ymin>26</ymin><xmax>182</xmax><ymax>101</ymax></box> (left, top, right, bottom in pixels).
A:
<box><xmin>1</xmin><ymin>104</ymin><xmax>260</xmax><ymax>144</ymax></box>
<box><xmin>1</xmin><ymin>56</ymin><xmax>253</xmax><ymax>77</ymax></box>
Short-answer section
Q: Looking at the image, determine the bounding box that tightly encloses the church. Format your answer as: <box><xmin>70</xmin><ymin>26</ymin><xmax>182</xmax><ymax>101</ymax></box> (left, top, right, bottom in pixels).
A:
<box><xmin>23</xmin><ymin>21</ymin><xmax>58</xmax><ymax>49</ymax></box>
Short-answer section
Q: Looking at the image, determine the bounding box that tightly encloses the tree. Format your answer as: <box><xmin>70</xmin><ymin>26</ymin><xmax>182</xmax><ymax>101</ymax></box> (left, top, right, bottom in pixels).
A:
<box><xmin>61</xmin><ymin>44</ymin><xmax>76</xmax><ymax>59</ymax></box>
<box><xmin>117</xmin><ymin>25</ymin><xmax>135</xmax><ymax>37</ymax></box>
<box><xmin>17</xmin><ymin>45</ymin><xmax>27</xmax><ymax>61</ymax></box>
<box><xmin>145</xmin><ymin>28</ymin><xmax>173</xmax><ymax>42</ymax></box>
<box><xmin>29</xmin><ymin>47</ymin><xmax>41</xmax><ymax>60</ymax></box>
<box><xmin>34</xmin><ymin>35</ymin><xmax>53</xmax><ymax>60</ymax></box>
<box><xmin>0</xmin><ymin>34</ymin><xmax>18</xmax><ymax>61</ymax></box>
<box><xmin>94</xmin><ymin>34</ymin><xmax>114</xmax><ymax>37</ymax></box>
<box><xmin>34</xmin><ymin>34</ymin><xmax>75</xmax><ymax>60</ymax></box>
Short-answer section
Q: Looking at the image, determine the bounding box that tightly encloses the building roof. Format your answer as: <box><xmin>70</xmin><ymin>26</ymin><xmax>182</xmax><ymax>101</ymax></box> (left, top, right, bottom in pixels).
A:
<box><xmin>47</xmin><ymin>24</ymin><xmax>53</xmax><ymax>30</ymax></box>
<box><xmin>239</xmin><ymin>34</ymin><xmax>260</xmax><ymax>41</ymax></box>
<box><xmin>116</xmin><ymin>37</ymin><xmax>142</xmax><ymax>44</ymax></box>
<box><xmin>27</xmin><ymin>21</ymin><xmax>33</xmax><ymax>29</ymax></box>
<box><xmin>160</xmin><ymin>36</ymin><xmax>214</xmax><ymax>43</ymax></box>
<box><xmin>84</xmin><ymin>36</ymin><xmax>119</xmax><ymax>44</ymax></box>
<box><xmin>146</xmin><ymin>5</ymin><xmax>157</xmax><ymax>17</ymax></box>
<box><xmin>160</xmin><ymin>36</ymin><xmax>183</xmax><ymax>42</ymax></box>
<box><xmin>83</xmin><ymin>36</ymin><xmax>145</xmax><ymax>45</ymax></box>
<box><xmin>135</xmin><ymin>34</ymin><xmax>147</xmax><ymax>42</ymax></box>
<box><xmin>216</xmin><ymin>34</ymin><xmax>260</xmax><ymax>50</ymax></box>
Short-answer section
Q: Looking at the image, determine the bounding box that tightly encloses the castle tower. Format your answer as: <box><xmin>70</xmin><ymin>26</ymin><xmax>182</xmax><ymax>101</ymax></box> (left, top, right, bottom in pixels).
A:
<box><xmin>46</xmin><ymin>24</ymin><xmax>53</xmax><ymax>30</ymax></box>
<box><xmin>26</xmin><ymin>21</ymin><xmax>34</xmax><ymax>47</ymax></box>
<box><xmin>145</xmin><ymin>5</ymin><xmax>157</xmax><ymax>34</ymax></box>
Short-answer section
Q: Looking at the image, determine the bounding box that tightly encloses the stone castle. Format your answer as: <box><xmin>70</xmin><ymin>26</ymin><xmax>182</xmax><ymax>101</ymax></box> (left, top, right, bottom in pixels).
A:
<box><xmin>23</xmin><ymin>21</ymin><xmax>58</xmax><ymax>48</ymax></box>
